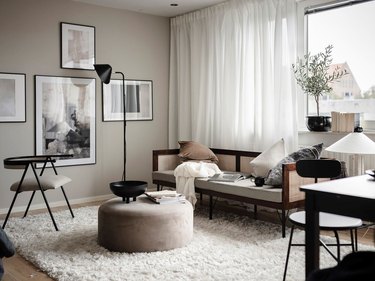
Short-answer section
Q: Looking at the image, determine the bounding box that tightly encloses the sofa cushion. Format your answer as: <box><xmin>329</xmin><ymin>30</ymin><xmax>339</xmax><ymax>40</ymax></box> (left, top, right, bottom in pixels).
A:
<box><xmin>10</xmin><ymin>175</ymin><xmax>72</xmax><ymax>192</ymax></box>
<box><xmin>195</xmin><ymin>178</ymin><xmax>282</xmax><ymax>203</ymax></box>
<box><xmin>264</xmin><ymin>143</ymin><xmax>323</xmax><ymax>187</ymax></box>
<box><xmin>249</xmin><ymin>138</ymin><xmax>286</xmax><ymax>178</ymax></box>
<box><xmin>178</xmin><ymin>141</ymin><xmax>219</xmax><ymax>164</ymax></box>
<box><xmin>152</xmin><ymin>170</ymin><xmax>282</xmax><ymax>203</ymax></box>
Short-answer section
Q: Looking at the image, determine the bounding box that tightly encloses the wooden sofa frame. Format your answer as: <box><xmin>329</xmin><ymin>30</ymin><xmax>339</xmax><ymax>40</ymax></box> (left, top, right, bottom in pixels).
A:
<box><xmin>152</xmin><ymin>148</ymin><xmax>310</xmax><ymax>238</ymax></box>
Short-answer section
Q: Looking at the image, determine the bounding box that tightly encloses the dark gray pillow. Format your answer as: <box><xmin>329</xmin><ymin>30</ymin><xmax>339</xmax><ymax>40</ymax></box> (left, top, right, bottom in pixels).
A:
<box><xmin>264</xmin><ymin>143</ymin><xmax>323</xmax><ymax>187</ymax></box>
<box><xmin>0</xmin><ymin>227</ymin><xmax>15</xmax><ymax>258</ymax></box>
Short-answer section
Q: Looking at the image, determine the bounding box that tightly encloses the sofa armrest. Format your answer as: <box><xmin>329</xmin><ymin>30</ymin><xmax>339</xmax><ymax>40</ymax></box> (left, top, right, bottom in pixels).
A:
<box><xmin>282</xmin><ymin>163</ymin><xmax>315</xmax><ymax>204</ymax></box>
<box><xmin>282</xmin><ymin>162</ymin><xmax>332</xmax><ymax>205</ymax></box>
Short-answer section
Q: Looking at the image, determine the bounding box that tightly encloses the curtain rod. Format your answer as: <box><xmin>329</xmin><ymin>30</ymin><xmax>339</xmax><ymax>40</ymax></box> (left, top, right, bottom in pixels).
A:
<box><xmin>305</xmin><ymin>0</ymin><xmax>374</xmax><ymax>15</ymax></box>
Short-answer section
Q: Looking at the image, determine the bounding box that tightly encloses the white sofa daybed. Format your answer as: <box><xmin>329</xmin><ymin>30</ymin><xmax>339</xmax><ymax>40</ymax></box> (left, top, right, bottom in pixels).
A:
<box><xmin>152</xmin><ymin>148</ymin><xmax>317</xmax><ymax>238</ymax></box>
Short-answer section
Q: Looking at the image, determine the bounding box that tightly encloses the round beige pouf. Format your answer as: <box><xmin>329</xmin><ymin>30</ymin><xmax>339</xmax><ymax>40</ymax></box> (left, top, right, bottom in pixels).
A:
<box><xmin>98</xmin><ymin>196</ymin><xmax>194</xmax><ymax>252</ymax></box>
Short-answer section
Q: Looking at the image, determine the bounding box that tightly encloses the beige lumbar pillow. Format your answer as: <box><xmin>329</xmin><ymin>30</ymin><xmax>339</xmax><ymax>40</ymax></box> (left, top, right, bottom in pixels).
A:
<box><xmin>178</xmin><ymin>141</ymin><xmax>219</xmax><ymax>164</ymax></box>
<box><xmin>249</xmin><ymin>138</ymin><xmax>287</xmax><ymax>178</ymax></box>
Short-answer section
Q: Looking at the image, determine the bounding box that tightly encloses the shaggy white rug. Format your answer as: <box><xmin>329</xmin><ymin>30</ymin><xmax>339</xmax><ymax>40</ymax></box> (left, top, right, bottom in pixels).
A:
<box><xmin>2</xmin><ymin>206</ymin><xmax>370</xmax><ymax>281</ymax></box>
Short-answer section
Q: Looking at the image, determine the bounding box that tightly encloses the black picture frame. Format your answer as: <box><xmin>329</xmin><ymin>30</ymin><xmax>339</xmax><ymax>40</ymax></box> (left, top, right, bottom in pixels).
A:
<box><xmin>102</xmin><ymin>79</ymin><xmax>153</xmax><ymax>122</ymax></box>
<box><xmin>60</xmin><ymin>22</ymin><xmax>96</xmax><ymax>70</ymax></box>
<box><xmin>35</xmin><ymin>75</ymin><xmax>96</xmax><ymax>167</ymax></box>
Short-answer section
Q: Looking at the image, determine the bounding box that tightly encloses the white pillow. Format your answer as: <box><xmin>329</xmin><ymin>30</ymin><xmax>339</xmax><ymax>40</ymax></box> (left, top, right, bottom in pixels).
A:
<box><xmin>249</xmin><ymin>139</ymin><xmax>287</xmax><ymax>178</ymax></box>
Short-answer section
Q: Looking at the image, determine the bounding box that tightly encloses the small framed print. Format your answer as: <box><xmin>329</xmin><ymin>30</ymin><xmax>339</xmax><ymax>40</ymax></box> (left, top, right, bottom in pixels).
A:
<box><xmin>0</xmin><ymin>72</ymin><xmax>26</xmax><ymax>122</ymax></box>
<box><xmin>102</xmin><ymin>79</ymin><xmax>153</xmax><ymax>121</ymax></box>
<box><xmin>61</xmin><ymin>22</ymin><xmax>95</xmax><ymax>70</ymax></box>
<box><xmin>35</xmin><ymin>75</ymin><xmax>96</xmax><ymax>167</ymax></box>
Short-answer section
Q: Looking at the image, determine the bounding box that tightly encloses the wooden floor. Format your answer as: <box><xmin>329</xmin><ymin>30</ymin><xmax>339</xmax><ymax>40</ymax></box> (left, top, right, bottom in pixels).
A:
<box><xmin>1</xmin><ymin>199</ymin><xmax>374</xmax><ymax>281</ymax></box>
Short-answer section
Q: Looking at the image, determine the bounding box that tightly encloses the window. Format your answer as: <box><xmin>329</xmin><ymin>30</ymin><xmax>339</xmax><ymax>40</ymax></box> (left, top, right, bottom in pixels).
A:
<box><xmin>305</xmin><ymin>0</ymin><xmax>375</xmax><ymax>130</ymax></box>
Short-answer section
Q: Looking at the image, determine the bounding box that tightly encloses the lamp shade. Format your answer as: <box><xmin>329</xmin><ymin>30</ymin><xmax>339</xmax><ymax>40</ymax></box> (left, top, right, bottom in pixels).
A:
<box><xmin>94</xmin><ymin>64</ymin><xmax>112</xmax><ymax>84</ymax></box>
<box><xmin>325</xmin><ymin>132</ymin><xmax>375</xmax><ymax>155</ymax></box>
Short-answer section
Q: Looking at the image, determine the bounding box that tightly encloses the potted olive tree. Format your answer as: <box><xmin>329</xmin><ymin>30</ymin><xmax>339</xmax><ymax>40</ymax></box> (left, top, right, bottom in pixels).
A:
<box><xmin>293</xmin><ymin>45</ymin><xmax>347</xmax><ymax>131</ymax></box>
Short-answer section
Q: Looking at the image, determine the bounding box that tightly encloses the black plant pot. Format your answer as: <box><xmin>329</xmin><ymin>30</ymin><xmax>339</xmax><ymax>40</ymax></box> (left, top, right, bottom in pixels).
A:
<box><xmin>306</xmin><ymin>116</ymin><xmax>331</xmax><ymax>132</ymax></box>
<box><xmin>110</xmin><ymin>180</ymin><xmax>147</xmax><ymax>203</ymax></box>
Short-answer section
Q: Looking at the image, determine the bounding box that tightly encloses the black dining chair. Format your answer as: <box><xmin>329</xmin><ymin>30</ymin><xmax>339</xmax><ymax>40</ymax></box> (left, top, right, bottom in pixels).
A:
<box><xmin>282</xmin><ymin>159</ymin><xmax>363</xmax><ymax>281</ymax></box>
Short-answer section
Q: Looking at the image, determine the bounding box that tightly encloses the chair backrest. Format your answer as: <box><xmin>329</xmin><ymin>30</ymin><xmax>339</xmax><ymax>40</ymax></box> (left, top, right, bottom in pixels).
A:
<box><xmin>296</xmin><ymin>159</ymin><xmax>341</xmax><ymax>183</ymax></box>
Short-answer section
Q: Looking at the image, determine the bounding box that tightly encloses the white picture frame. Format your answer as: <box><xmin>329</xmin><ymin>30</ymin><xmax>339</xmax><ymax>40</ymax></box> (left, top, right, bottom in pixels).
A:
<box><xmin>0</xmin><ymin>72</ymin><xmax>26</xmax><ymax>122</ymax></box>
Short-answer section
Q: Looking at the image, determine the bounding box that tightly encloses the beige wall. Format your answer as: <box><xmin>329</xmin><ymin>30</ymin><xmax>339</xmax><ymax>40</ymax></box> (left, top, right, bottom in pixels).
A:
<box><xmin>0</xmin><ymin>0</ymin><xmax>170</xmax><ymax>213</ymax></box>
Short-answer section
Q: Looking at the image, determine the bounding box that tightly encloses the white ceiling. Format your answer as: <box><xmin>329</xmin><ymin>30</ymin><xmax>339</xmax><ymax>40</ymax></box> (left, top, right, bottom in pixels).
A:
<box><xmin>72</xmin><ymin>0</ymin><xmax>226</xmax><ymax>17</ymax></box>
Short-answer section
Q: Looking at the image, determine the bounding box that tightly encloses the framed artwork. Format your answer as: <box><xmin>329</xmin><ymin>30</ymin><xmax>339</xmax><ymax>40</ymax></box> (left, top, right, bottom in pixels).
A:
<box><xmin>102</xmin><ymin>79</ymin><xmax>153</xmax><ymax>121</ymax></box>
<box><xmin>60</xmin><ymin>22</ymin><xmax>95</xmax><ymax>70</ymax></box>
<box><xmin>0</xmin><ymin>72</ymin><xmax>26</xmax><ymax>122</ymax></box>
<box><xmin>35</xmin><ymin>75</ymin><xmax>96</xmax><ymax>167</ymax></box>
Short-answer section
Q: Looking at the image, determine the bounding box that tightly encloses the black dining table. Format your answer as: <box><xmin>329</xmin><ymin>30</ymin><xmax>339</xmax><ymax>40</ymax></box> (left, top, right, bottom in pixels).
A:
<box><xmin>300</xmin><ymin>174</ymin><xmax>375</xmax><ymax>278</ymax></box>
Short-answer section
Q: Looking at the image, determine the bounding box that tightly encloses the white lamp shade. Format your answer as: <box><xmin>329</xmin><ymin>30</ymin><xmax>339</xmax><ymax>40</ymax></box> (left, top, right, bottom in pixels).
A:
<box><xmin>325</xmin><ymin>132</ymin><xmax>375</xmax><ymax>155</ymax></box>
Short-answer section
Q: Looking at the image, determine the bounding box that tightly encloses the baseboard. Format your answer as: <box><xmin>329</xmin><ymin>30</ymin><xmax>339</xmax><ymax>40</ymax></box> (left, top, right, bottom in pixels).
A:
<box><xmin>0</xmin><ymin>194</ymin><xmax>115</xmax><ymax>215</ymax></box>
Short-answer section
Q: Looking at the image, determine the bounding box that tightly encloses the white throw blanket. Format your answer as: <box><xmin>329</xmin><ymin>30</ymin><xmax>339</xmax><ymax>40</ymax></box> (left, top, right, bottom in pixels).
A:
<box><xmin>174</xmin><ymin>162</ymin><xmax>221</xmax><ymax>207</ymax></box>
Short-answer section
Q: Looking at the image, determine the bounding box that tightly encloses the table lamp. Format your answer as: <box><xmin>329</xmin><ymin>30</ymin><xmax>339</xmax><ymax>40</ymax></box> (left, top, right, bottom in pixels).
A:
<box><xmin>325</xmin><ymin>127</ymin><xmax>375</xmax><ymax>176</ymax></box>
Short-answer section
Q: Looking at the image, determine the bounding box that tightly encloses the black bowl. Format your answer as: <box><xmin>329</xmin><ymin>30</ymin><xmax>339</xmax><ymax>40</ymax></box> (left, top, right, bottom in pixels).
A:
<box><xmin>110</xmin><ymin>180</ymin><xmax>147</xmax><ymax>203</ymax></box>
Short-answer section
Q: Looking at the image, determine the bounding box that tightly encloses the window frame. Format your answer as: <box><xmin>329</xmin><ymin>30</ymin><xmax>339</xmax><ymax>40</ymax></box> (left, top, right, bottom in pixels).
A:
<box><xmin>296</xmin><ymin>0</ymin><xmax>374</xmax><ymax>131</ymax></box>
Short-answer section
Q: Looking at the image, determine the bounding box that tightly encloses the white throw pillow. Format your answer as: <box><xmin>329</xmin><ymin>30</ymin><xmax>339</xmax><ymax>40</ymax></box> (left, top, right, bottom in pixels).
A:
<box><xmin>249</xmin><ymin>139</ymin><xmax>287</xmax><ymax>178</ymax></box>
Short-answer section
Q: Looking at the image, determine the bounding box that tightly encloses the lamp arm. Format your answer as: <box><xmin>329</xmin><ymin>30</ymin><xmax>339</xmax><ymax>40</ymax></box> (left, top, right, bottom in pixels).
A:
<box><xmin>115</xmin><ymin>71</ymin><xmax>126</xmax><ymax>181</ymax></box>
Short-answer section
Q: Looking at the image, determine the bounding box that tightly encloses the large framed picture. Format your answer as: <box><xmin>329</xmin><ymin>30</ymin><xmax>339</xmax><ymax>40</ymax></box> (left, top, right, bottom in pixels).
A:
<box><xmin>0</xmin><ymin>72</ymin><xmax>26</xmax><ymax>122</ymax></box>
<box><xmin>35</xmin><ymin>75</ymin><xmax>96</xmax><ymax>167</ymax></box>
<box><xmin>60</xmin><ymin>22</ymin><xmax>95</xmax><ymax>70</ymax></box>
<box><xmin>102</xmin><ymin>79</ymin><xmax>153</xmax><ymax>121</ymax></box>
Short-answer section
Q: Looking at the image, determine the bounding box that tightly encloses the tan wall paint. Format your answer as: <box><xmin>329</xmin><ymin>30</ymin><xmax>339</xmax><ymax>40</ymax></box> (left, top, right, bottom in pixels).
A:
<box><xmin>0</xmin><ymin>0</ymin><xmax>170</xmax><ymax>212</ymax></box>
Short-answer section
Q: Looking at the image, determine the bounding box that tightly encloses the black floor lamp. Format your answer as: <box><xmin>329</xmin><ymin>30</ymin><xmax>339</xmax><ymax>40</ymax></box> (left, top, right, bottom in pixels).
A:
<box><xmin>94</xmin><ymin>64</ymin><xmax>147</xmax><ymax>203</ymax></box>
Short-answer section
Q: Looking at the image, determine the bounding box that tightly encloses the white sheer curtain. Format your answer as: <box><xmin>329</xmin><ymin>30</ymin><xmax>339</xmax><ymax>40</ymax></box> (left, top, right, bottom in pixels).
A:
<box><xmin>169</xmin><ymin>0</ymin><xmax>298</xmax><ymax>152</ymax></box>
